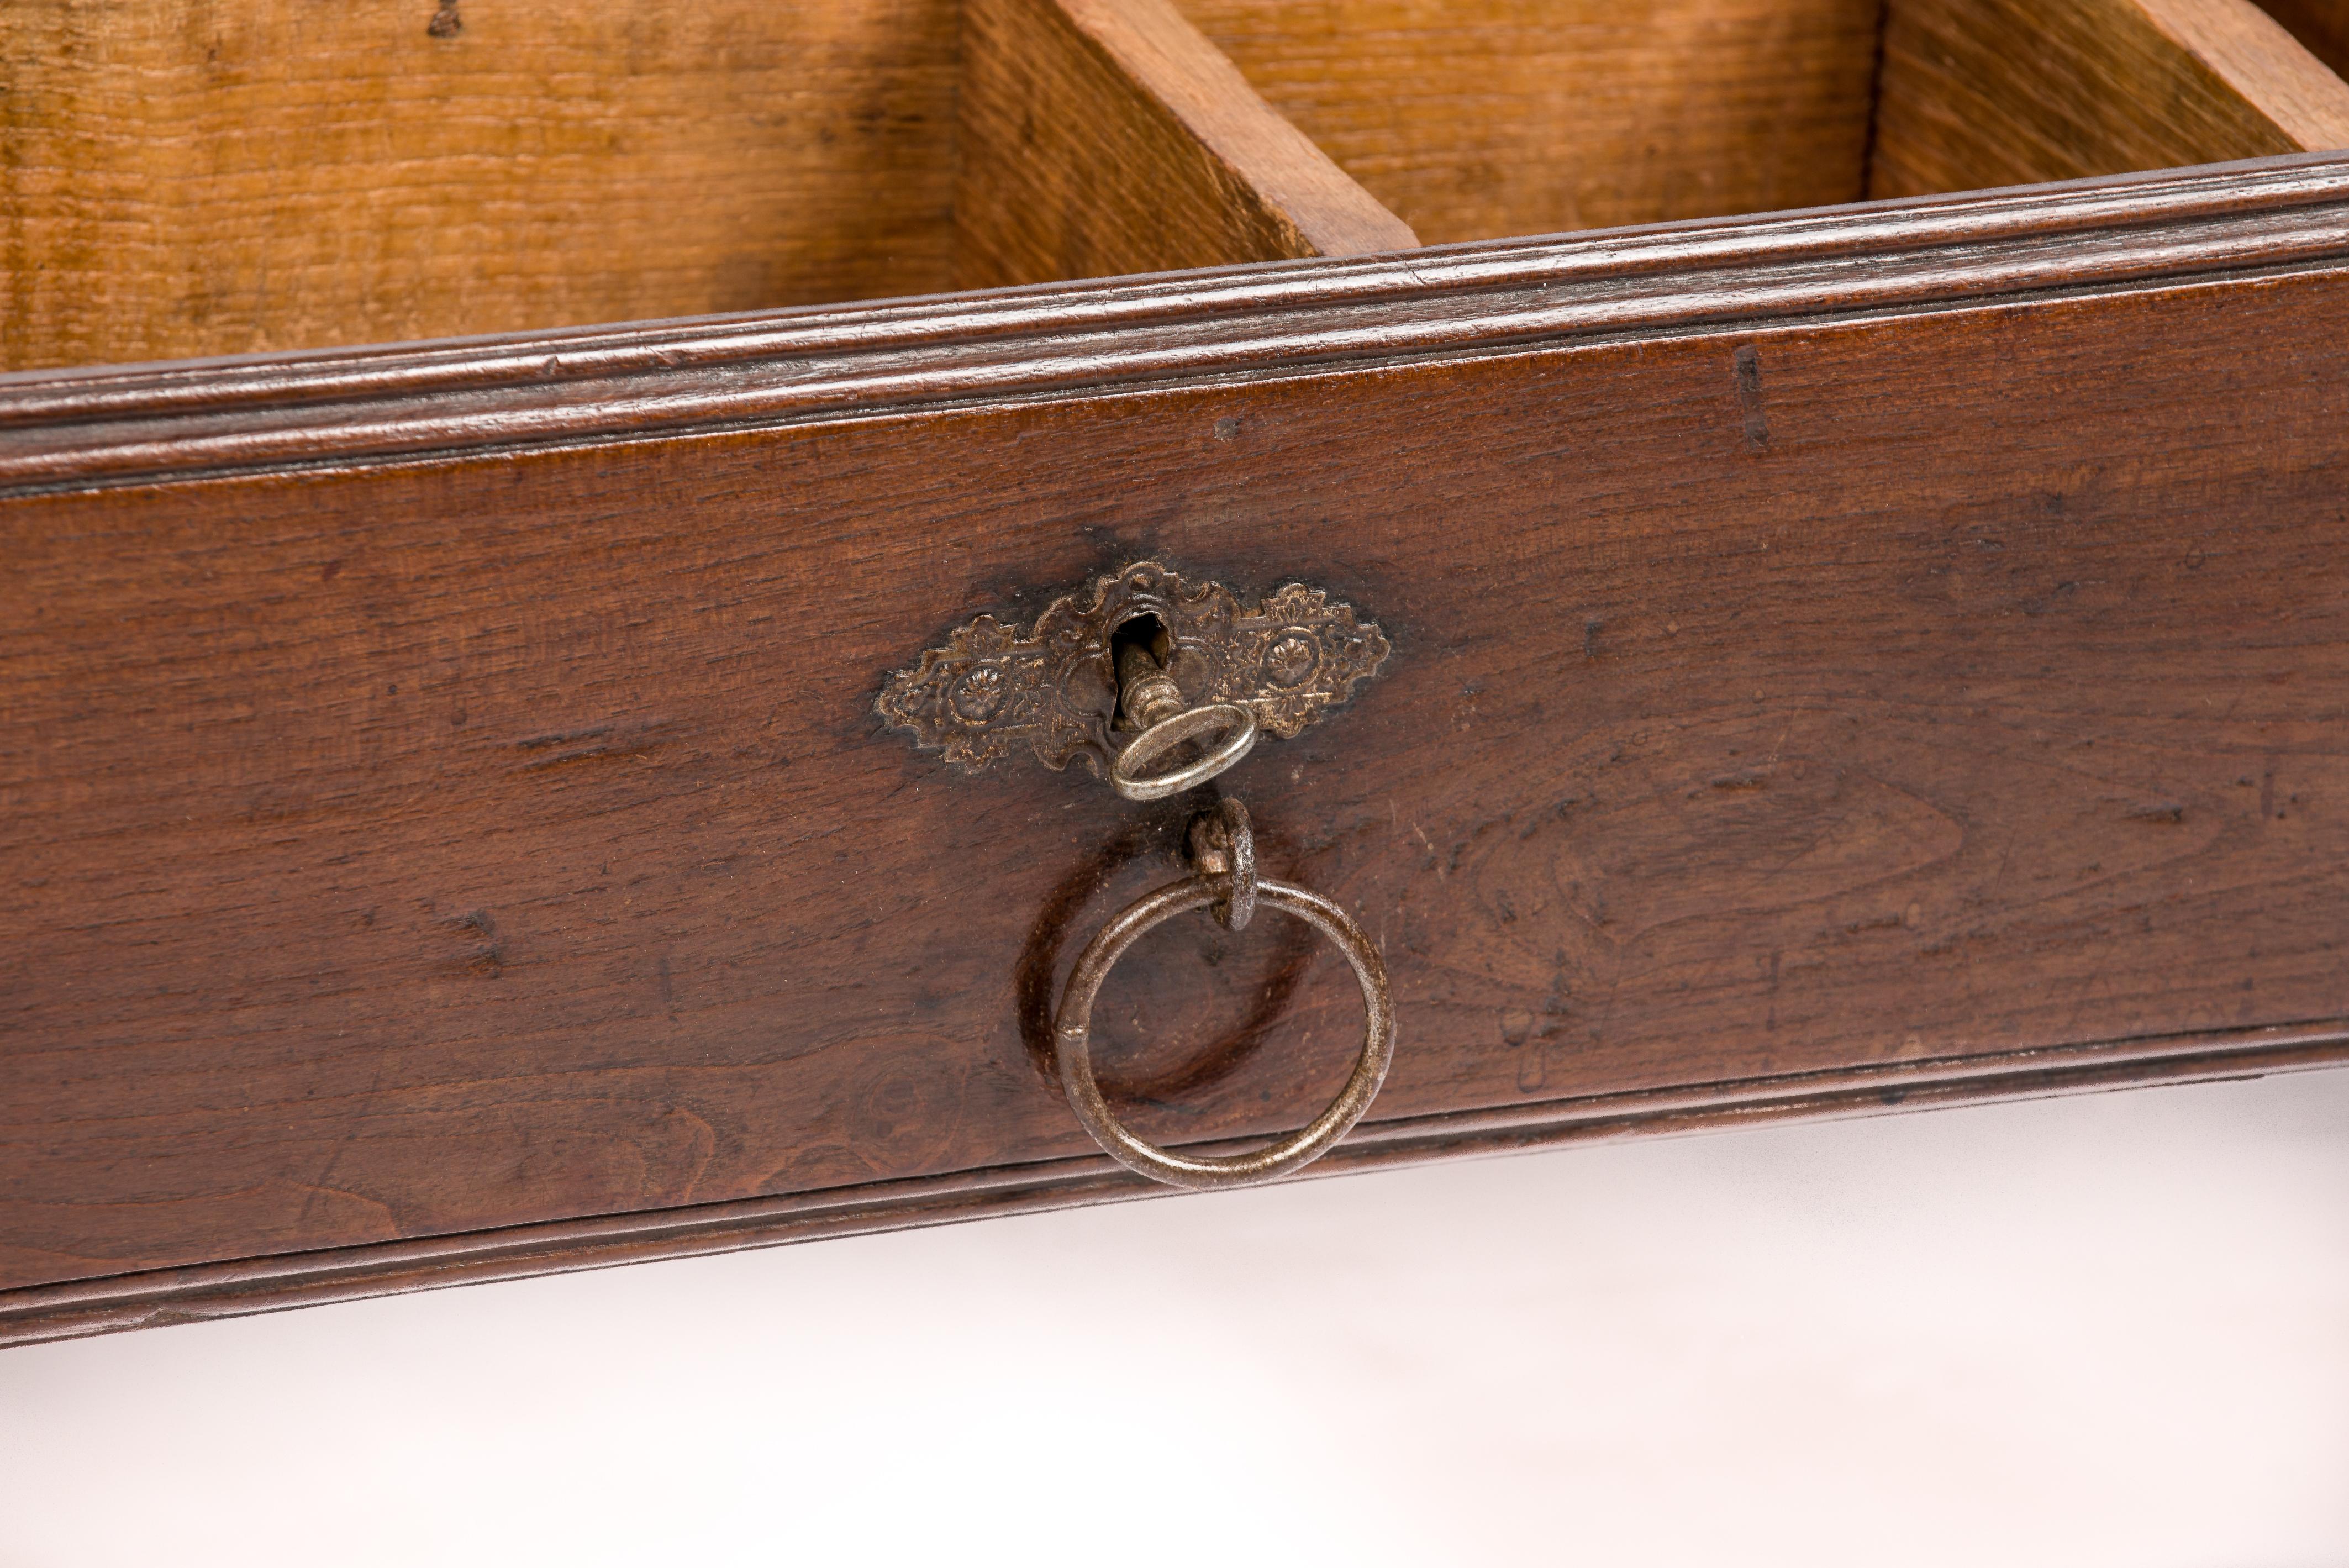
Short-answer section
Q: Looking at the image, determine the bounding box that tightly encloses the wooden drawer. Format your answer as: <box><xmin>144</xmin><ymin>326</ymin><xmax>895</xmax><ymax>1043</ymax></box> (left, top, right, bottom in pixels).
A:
<box><xmin>4</xmin><ymin>0</ymin><xmax>2348</xmax><ymax>1342</ymax></box>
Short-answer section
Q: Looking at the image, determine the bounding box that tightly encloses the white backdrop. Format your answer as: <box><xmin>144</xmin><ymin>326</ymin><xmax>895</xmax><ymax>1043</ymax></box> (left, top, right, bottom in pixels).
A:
<box><xmin>4</xmin><ymin>1067</ymin><xmax>2346</xmax><ymax>1566</ymax></box>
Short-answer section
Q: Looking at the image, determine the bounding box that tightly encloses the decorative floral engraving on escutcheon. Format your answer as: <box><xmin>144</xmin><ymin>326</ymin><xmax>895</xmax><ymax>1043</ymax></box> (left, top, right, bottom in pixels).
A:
<box><xmin>876</xmin><ymin>561</ymin><xmax>1391</xmax><ymax>780</ymax></box>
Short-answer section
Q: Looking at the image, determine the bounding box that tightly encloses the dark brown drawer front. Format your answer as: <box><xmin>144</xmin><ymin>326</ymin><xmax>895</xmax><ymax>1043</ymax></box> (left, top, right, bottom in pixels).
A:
<box><xmin>5</xmin><ymin>169</ymin><xmax>2348</xmax><ymax>1340</ymax></box>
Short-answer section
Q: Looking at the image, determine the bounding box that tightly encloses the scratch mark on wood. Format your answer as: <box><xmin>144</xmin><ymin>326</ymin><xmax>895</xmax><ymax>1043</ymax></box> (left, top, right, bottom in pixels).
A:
<box><xmin>436</xmin><ymin>908</ymin><xmax>503</xmax><ymax>977</ymax></box>
<box><xmin>1733</xmin><ymin>344</ymin><xmax>1771</xmax><ymax>452</ymax></box>
<box><xmin>505</xmin><ymin>718</ymin><xmax>679</xmax><ymax>772</ymax></box>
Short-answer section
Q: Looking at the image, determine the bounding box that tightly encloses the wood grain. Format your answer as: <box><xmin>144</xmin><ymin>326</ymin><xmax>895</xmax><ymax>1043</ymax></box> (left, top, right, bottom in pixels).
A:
<box><xmin>3</xmin><ymin>167</ymin><xmax>2347</xmax><ymax>1315</ymax></box>
<box><xmin>1168</xmin><ymin>0</ymin><xmax>1885</xmax><ymax>243</ymax></box>
<box><xmin>1874</xmin><ymin>0</ymin><xmax>2349</xmax><ymax>198</ymax></box>
<box><xmin>6</xmin><ymin>1022</ymin><xmax>2342</xmax><ymax>1346</ymax></box>
<box><xmin>13</xmin><ymin>155</ymin><xmax>2347</xmax><ymax>498</ymax></box>
<box><xmin>956</xmin><ymin>0</ymin><xmax>1417</xmax><ymax>290</ymax></box>
<box><xmin>2258</xmin><ymin>0</ymin><xmax>2349</xmax><ymax>76</ymax></box>
<box><xmin>0</xmin><ymin>0</ymin><xmax>958</xmax><ymax>373</ymax></box>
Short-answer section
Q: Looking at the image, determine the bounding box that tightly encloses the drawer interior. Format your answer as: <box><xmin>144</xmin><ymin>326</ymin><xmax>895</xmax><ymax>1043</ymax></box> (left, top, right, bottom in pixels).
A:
<box><xmin>4</xmin><ymin>0</ymin><xmax>2347</xmax><ymax>372</ymax></box>
<box><xmin>1179</xmin><ymin>0</ymin><xmax>2349</xmax><ymax>240</ymax></box>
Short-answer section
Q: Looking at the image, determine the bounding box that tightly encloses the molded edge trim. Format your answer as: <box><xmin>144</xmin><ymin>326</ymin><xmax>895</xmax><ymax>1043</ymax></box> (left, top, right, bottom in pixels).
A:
<box><xmin>5</xmin><ymin>154</ymin><xmax>2349</xmax><ymax>492</ymax></box>
<box><xmin>5</xmin><ymin>1019</ymin><xmax>2343</xmax><ymax>1347</ymax></box>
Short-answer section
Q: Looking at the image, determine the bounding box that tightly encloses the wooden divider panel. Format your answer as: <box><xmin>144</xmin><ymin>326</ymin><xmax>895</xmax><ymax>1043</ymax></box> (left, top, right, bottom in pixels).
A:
<box><xmin>1168</xmin><ymin>0</ymin><xmax>1885</xmax><ymax>244</ymax></box>
<box><xmin>0</xmin><ymin>0</ymin><xmax>961</xmax><ymax>373</ymax></box>
<box><xmin>1874</xmin><ymin>0</ymin><xmax>2349</xmax><ymax>198</ymax></box>
<box><xmin>956</xmin><ymin>0</ymin><xmax>1418</xmax><ymax>290</ymax></box>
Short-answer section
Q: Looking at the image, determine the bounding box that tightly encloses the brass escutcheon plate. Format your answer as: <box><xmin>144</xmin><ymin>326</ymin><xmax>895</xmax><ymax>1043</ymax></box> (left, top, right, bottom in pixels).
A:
<box><xmin>876</xmin><ymin>561</ymin><xmax>1391</xmax><ymax>781</ymax></box>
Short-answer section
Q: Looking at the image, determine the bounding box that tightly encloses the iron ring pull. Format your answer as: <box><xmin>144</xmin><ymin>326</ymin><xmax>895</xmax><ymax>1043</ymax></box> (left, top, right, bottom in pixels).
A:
<box><xmin>1052</xmin><ymin>799</ymin><xmax>1395</xmax><ymax>1190</ymax></box>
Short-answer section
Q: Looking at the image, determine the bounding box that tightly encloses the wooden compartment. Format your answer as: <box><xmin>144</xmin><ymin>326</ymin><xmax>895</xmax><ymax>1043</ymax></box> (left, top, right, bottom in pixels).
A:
<box><xmin>6</xmin><ymin>0</ymin><xmax>2349</xmax><ymax>1342</ymax></box>
<box><xmin>10</xmin><ymin>0</ymin><xmax>2349</xmax><ymax>368</ymax></box>
<box><xmin>1167</xmin><ymin>0</ymin><xmax>2349</xmax><ymax>240</ymax></box>
<box><xmin>3</xmin><ymin>0</ymin><xmax>956</xmax><ymax>369</ymax></box>
<box><xmin>0</xmin><ymin>0</ymin><xmax>1408</xmax><ymax>369</ymax></box>
<box><xmin>1871</xmin><ymin>0</ymin><xmax>2349</xmax><ymax>197</ymax></box>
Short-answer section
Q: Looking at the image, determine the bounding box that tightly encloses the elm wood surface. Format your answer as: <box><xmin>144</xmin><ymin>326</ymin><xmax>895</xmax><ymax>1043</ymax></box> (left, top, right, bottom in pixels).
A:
<box><xmin>1170</xmin><ymin>0</ymin><xmax>1884</xmax><ymax>243</ymax></box>
<box><xmin>9</xmin><ymin>155</ymin><xmax>2349</xmax><ymax>496</ymax></box>
<box><xmin>4</xmin><ymin>161</ymin><xmax>2348</xmax><ymax>1337</ymax></box>
<box><xmin>6</xmin><ymin>1023</ymin><xmax>2342</xmax><ymax>1346</ymax></box>
<box><xmin>13</xmin><ymin>0</ymin><xmax>2349</xmax><ymax>384</ymax></box>
<box><xmin>0</xmin><ymin>0</ymin><xmax>960</xmax><ymax>373</ymax></box>
<box><xmin>955</xmin><ymin>0</ymin><xmax>1418</xmax><ymax>290</ymax></box>
<box><xmin>1873</xmin><ymin>0</ymin><xmax>2349</xmax><ymax>199</ymax></box>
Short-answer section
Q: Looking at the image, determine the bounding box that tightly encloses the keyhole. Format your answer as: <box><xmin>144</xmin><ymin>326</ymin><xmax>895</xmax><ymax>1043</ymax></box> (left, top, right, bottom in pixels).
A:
<box><xmin>1109</xmin><ymin>612</ymin><xmax>1172</xmax><ymax>671</ymax></box>
<box><xmin>1108</xmin><ymin>612</ymin><xmax>1173</xmax><ymax>728</ymax></box>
